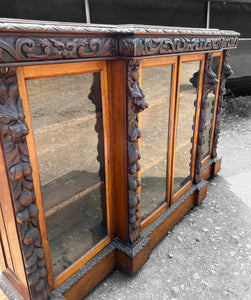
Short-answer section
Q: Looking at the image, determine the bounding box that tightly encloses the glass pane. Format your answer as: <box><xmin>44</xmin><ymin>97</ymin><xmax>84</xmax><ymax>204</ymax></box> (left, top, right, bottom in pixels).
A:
<box><xmin>201</xmin><ymin>56</ymin><xmax>221</xmax><ymax>159</ymax></box>
<box><xmin>173</xmin><ymin>61</ymin><xmax>201</xmax><ymax>195</ymax></box>
<box><xmin>140</xmin><ymin>65</ymin><xmax>172</xmax><ymax>221</ymax></box>
<box><xmin>26</xmin><ymin>72</ymin><xmax>107</xmax><ymax>276</ymax></box>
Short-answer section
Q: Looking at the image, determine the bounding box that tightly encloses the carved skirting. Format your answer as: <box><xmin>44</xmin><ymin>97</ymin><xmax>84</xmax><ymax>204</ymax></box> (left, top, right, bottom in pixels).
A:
<box><xmin>0</xmin><ymin>273</ymin><xmax>25</xmax><ymax>300</ymax></box>
<box><xmin>195</xmin><ymin>53</ymin><xmax>218</xmax><ymax>184</ymax></box>
<box><xmin>0</xmin><ymin>36</ymin><xmax>116</xmax><ymax>63</ymax></box>
<box><xmin>127</xmin><ymin>60</ymin><xmax>148</xmax><ymax>244</ymax></box>
<box><xmin>119</xmin><ymin>36</ymin><xmax>238</xmax><ymax>57</ymax></box>
<box><xmin>212</xmin><ymin>50</ymin><xmax>233</xmax><ymax>158</ymax></box>
<box><xmin>50</xmin><ymin>235</ymin><xmax>151</xmax><ymax>299</ymax></box>
<box><xmin>0</xmin><ymin>68</ymin><xmax>50</xmax><ymax>300</ymax></box>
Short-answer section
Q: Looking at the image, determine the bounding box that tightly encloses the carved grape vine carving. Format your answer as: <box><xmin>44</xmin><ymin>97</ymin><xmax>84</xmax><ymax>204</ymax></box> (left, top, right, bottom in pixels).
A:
<box><xmin>0</xmin><ymin>68</ymin><xmax>50</xmax><ymax>300</ymax></box>
<box><xmin>127</xmin><ymin>60</ymin><xmax>148</xmax><ymax>244</ymax></box>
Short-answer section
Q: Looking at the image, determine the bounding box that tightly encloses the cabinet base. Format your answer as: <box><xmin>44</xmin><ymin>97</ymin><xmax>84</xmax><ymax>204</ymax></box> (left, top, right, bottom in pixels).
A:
<box><xmin>48</xmin><ymin>159</ymin><xmax>221</xmax><ymax>299</ymax></box>
<box><xmin>201</xmin><ymin>157</ymin><xmax>222</xmax><ymax>180</ymax></box>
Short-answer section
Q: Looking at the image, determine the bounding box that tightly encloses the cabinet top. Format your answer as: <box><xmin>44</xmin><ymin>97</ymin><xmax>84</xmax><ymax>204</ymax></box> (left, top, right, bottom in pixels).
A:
<box><xmin>0</xmin><ymin>18</ymin><xmax>240</xmax><ymax>64</ymax></box>
<box><xmin>0</xmin><ymin>18</ymin><xmax>240</xmax><ymax>36</ymax></box>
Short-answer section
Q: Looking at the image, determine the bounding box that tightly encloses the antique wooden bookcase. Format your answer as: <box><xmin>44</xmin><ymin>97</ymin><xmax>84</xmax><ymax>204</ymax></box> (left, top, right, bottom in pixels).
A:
<box><xmin>0</xmin><ymin>19</ymin><xmax>239</xmax><ymax>299</ymax></box>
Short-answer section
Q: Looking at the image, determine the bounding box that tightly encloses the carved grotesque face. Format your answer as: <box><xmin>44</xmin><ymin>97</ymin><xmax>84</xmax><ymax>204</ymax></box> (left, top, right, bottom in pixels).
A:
<box><xmin>48</xmin><ymin>38</ymin><xmax>78</xmax><ymax>58</ymax></box>
<box><xmin>0</xmin><ymin>71</ymin><xmax>29</xmax><ymax>143</ymax></box>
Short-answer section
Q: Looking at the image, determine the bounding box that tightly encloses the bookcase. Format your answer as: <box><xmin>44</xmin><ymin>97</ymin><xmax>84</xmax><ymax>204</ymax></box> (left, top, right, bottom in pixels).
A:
<box><xmin>0</xmin><ymin>19</ymin><xmax>239</xmax><ymax>299</ymax></box>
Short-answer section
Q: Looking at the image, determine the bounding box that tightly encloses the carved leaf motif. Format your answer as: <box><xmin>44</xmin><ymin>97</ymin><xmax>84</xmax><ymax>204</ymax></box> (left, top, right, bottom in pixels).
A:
<box><xmin>195</xmin><ymin>53</ymin><xmax>218</xmax><ymax>183</ymax></box>
<box><xmin>127</xmin><ymin>60</ymin><xmax>148</xmax><ymax>244</ymax></box>
<box><xmin>0</xmin><ymin>36</ymin><xmax>115</xmax><ymax>62</ymax></box>
<box><xmin>120</xmin><ymin>36</ymin><xmax>238</xmax><ymax>57</ymax></box>
<box><xmin>159</xmin><ymin>38</ymin><xmax>174</xmax><ymax>54</ymax></box>
<box><xmin>16</xmin><ymin>38</ymin><xmax>51</xmax><ymax>60</ymax></box>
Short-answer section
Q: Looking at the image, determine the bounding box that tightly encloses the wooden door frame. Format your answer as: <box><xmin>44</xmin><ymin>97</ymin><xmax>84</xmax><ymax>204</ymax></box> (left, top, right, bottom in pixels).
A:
<box><xmin>201</xmin><ymin>51</ymin><xmax>224</xmax><ymax>166</ymax></box>
<box><xmin>16</xmin><ymin>60</ymin><xmax>113</xmax><ymax>289</ymax></box>
<box><xmin>138</xmin><ymin>56</ymin><xmax>178</xmax><ymax>230</ymax></box>
<box><xmin>171</xmin><ymin>53</ymin><xmax>205</xmax><ymax>204</ymax></box>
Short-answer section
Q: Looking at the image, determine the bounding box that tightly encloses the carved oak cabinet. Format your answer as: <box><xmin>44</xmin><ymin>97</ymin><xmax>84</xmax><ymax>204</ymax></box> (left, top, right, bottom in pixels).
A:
<box><xmin>0</xmin><ymin>19</ymin><xmax>239</xmax><ymax>299</ymax></box>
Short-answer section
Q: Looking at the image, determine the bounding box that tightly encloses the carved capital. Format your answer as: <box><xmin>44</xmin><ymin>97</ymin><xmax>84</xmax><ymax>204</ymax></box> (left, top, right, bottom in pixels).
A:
<box><xmin>127</xmin><ymin>60</ymin><xmax>148</xmax><ymax>244</ymax></box>
<box><xmin>0</xmin><ymin>68</ymin><xmax>50</xmax><ymax>300</ymax></box>
<box><xmin>212</xmin><ymin>50</ymin><xmax>233</xmax><ymax>158</ymax></box>
<box><xmin>195</xmin><ymin>53</ymin><xmax>218</xmax><ymax>184</ymax></box>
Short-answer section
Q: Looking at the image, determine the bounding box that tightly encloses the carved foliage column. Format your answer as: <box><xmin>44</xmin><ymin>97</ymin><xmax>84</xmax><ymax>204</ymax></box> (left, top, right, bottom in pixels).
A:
<box><xmin>88</xmin><ymin>73</ymin><xmax>106</xmax><ymax>226</ymax></box>
<box><xmin>212</xmin><ymin>50</ymin><xmax>233</xmax><ymax>158</ymax></box>
<box><xmin>127</xmin><ymin>60</ymin><xmax>148</xmax><ymax>244</ymax></box>
<box><xmin>0</xmin><ymin>68</ymin><xmax>50</xmax><ymax>300</ymax></box>
<box><xmin>195</xmin><ymin>53</ymin><xmax>218</xmax><ymax>183</ymax></box>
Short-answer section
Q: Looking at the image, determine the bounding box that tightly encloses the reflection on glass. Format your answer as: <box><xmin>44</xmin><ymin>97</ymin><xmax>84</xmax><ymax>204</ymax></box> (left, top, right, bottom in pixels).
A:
<box><xmin>201</xmin><ymin>56</ymin><xmax>221</xmax><ymax>159</ymax></box>
<box><xmin>26</xmin><ymin>73</ymin><xmax>107</xmax><ymax>276</ymax></box>
<box><xmin>140</xmin><ymin>65</ymin><xmax>172</xmax><ymax>220</ymax></box>
<box><xmin>173</xmin><ymin>61</ymin><xmax>201</xmax><ymax>195</ymax></box>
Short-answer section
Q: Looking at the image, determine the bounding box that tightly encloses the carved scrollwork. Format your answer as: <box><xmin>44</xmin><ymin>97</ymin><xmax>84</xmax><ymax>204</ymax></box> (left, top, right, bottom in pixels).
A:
<box><xmin>0</xmin><ymin>37</ymin><xmax>116</xmax><ymax>63</ymax></box>
<box><xmin>127</xmin><ymin>60</ymin><xmax>148</xmax><ymax>244</ymax></box>
<box><xmin>0</xmin><ymin>68</ymin><xmax>50</xmax><ymax>300</ymax></box>
<box><xmin>119</xmin><ymin>36</ymin><xmax>238</xmax><ymax>57</ymax></box>
<box><xmin>212</xmin><ymin>50</ymin><xmax>233</xmax><ymax>158</ymax></box>
<box><xmin>0</xmin><ymin>34</ymin><xmax>238</xmax><ymax>62</ymax></box>
<box><xmin>195</xmin><ymin>53</ymin><xmax>218</xmax><ymax>184</ymax></box>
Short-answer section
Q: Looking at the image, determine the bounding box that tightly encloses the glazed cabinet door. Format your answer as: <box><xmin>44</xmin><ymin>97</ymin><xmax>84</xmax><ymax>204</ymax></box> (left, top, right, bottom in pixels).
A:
<box><xmin>171</xmin><ymin>53</ymin><xmax>205</xmax><ymax>203</ymax></box>
<box><xmin>16</xmin><ymin>61</ymin><xmax>113</xmax><ymax>289</ymax></box>
<box><xmin>138</xmin><ymin>57</ymin><xmax>178</xmax><ymax>229</ymax></box>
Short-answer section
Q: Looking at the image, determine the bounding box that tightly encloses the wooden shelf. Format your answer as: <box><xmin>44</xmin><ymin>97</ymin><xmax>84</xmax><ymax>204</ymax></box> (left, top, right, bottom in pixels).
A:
<box><xmin>41</xmin><ymin>168</ymin><xmax>104</xmax><ymax>217</ymax></box>
<box><xmin>44</xmin><ymin>181</ymin><xmax>103</xmax><ymax>218</ymax></box>
<box><xmin>34</xmin><ymin>112</ymin><xmax>101</xmax><ymax>135</ymax></box>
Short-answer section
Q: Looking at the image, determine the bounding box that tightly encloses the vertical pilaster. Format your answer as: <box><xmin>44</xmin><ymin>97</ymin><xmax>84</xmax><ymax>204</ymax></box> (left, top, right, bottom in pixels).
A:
<box><xmin>127</xmin><ymin>60</ymin><xmax>148</xmax><ymax>244</ymax></box>
<box><xmin>0</xmin><ymin>67</ymin><xmax>50</xmax><ymax>300</ymax></box>
<box><xmin>212</xmin><ymin>50</ymin><xmax>233</xmax><ymax>159</ymax></box>
<box><xmin>195</xmin><ymin>53</ymin><xmax>218</xmax><ymax>184</ymax></box>
<box><xmin>194</xmin><ymin>53</ymin><xmax>218</xmax><ymax>205</ymax></box>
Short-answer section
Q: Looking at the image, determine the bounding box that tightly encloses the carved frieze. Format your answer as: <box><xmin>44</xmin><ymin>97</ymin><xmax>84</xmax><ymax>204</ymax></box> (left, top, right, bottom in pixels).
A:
<box><xmin>212</xmin><ymin>50</ymin><xmax>233</xmax><ymax>158</ymax></box>
<box><xmin>0</xmin><ymin>68</ymin><xmax>50</xmax><ymax>300</ymax></box>
<box><xmin>195</xmin><ymin>53</ymin><xmax>218</xmax><ymax>184</ymax></box>
<box><xmin>119</xmin><ymin>36</ymin><xmax>238</xmax><ymax>57</ymax></box>
<box><xmin>0</xmin><ymin>35</ymin><xmax>239</xmax><ymax>63</ymax></box>
<box><xmin>127</xmin><ymin>60</ymin><xmax>148</xmax><ymax>244</ymax></box>
<box><xmin>0</xmin><ymin>36</ymin><xmax>116</xmax><ymax>63</ymax></box>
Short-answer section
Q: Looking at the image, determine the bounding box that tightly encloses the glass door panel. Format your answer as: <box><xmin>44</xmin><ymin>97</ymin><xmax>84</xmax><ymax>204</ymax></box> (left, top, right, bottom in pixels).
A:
<box><xmin>26</xmin><ymin>72</ymin><xmax>107</xmax><ymax>276</ymax></box>
<box><xmin>173</xmin><ymin>61</ymin><xmax>201</xmax><ymax>195</ymax></box>
<box><xmin>140</xmin><ymin>65</ymin><xmax>172</xmax><ymax>221</ymax></box>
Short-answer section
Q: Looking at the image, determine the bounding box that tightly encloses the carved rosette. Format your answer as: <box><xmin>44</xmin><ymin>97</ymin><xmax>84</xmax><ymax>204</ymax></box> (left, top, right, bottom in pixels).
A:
<box><xmin>195</xmin><ymin>53</ymin><xmax>218</xmax><ymax>183</ymax></box>
<box><xmin>0</xmin><ymin>68</ymin><xmax>50</xmax><ymax>300</ymax></box>
<box><xmin>212</xmin><ymin>50</ymin><xmax>233</xmax><ymax>158</ymax></box>
<box><xmin>127</xmin><ymin>60</ymin><xmax>148</xmax><ymax>244</ymax></box>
